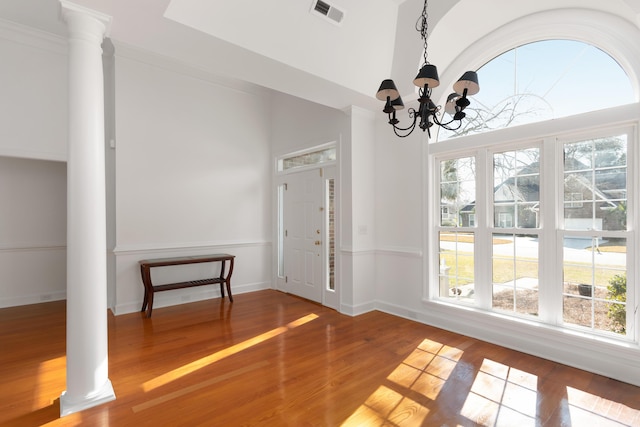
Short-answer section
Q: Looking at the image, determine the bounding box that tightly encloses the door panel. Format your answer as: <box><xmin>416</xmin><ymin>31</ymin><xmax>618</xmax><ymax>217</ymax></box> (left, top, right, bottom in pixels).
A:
<box><xmin>284</xmin><ymin>169</ymin><xmax>322</xmax><ymax>302</ymax></box>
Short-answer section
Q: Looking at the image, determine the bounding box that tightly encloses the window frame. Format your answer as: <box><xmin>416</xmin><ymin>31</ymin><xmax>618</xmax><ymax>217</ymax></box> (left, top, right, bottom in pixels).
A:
<box><xmin>556</xmin><ymin>129</ymin><xmax>633</xmax><ymax>335</ymax></box>
<box><xmin>427</xmin><ymin>110</ymin><xmax>638</xmax><ymax>342</ymax></box>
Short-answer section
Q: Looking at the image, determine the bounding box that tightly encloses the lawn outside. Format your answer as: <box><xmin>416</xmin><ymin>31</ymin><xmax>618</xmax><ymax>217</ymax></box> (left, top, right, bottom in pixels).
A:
<box><xmin>439</xmin><ymin>234</ymin><xmax>626</xmax><ymax>335</ymax></box>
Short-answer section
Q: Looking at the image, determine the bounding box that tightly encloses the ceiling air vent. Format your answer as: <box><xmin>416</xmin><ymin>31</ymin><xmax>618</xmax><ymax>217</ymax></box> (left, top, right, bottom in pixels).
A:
<box><xmin>311</xmin><ymin>0</ymin><xmax>345</xmax><ymax>25</ymax></box>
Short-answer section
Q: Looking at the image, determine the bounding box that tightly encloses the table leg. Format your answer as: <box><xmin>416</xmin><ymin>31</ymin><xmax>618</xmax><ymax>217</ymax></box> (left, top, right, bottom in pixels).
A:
<box><xmin>140</xmin><ymin>264</ymin><xmax>155</xmax><ymax>318</ymax></box>
<box><xmin>226</xmin><ymin>258</ymin><xmax>235</xmax><ymax>302</ymax></box>
<box><xmin>219</xmin><ymin>260</ymin><xmax>226</xmax><ymax>298</ymax></box>
<box><xmin>146</xmin><ymin>291</ymin><xmax>154</xmax><ymax>318</ymax></box>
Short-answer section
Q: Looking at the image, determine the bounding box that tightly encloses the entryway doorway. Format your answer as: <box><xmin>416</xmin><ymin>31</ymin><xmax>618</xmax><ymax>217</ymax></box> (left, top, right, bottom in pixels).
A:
<box><xmin>275</xmin><ymin>144</ymin><xmax>338</xmax><ymax>310</ymax></box>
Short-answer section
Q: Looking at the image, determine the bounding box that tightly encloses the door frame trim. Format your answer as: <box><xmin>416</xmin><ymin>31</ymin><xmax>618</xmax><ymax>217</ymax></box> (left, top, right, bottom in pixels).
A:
<box><xmin>273</xmin><ymin>142</ymin><xmax>340</xmax><ymax>311</ymax></box>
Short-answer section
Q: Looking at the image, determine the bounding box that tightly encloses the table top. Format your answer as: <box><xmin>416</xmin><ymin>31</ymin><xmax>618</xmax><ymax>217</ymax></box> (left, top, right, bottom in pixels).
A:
<box><xmin>139</xmin><ymin>254</ymin><xmax>235</xmax><ymax>267</ymax></box>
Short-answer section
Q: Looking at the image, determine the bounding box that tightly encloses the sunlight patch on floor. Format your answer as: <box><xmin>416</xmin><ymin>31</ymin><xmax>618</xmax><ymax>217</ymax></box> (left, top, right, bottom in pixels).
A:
<box><xmin>133</xmin><ymin>361</ymin><xmax>269</xmax><ymax>413</ymax></box>
<box><xmin>342</xmin><ymin>385</ymin><xmax>430</xmax><ymax>426</ymax></box>
<box><xmin>35</xmin><ymin>356</ymin><xmax>66</xmax><ymax>410</ymax></box>
<box><xmin>461</xmin><ymin>359</ymin><xmax>539</xmax><ymax>426</ymax></box>
<box><xmin>566</xmin><ymin>386</ymin><xmax>640</xmax><ymax>426</ymax></box>
<box><xmin>142</xmin><ymin>313</ymin><xmax>318</xmax><ymax>392</ymax></box>
<box><xmin>341</xmin><ymin>338</ymin><xmax>455</xmax><ymax>426</ymax></box>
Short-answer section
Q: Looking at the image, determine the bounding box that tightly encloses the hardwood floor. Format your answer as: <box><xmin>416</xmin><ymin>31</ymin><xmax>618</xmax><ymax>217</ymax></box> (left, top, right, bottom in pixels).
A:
<box><xmin>1</xmin><ymin>289</ymin><xmax>639</xmax><ymax>426</ymax></box>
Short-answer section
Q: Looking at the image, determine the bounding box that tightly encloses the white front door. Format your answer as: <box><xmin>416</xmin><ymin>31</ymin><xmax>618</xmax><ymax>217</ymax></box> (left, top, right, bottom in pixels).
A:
<box><xmin>284</xmin><ymin>168</ymin><xmax>323</xmax><ymax>303</ymax></box>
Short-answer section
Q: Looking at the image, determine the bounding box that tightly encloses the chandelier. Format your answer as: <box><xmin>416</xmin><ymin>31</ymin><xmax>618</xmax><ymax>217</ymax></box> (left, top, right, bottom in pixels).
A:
<box><xmin>376</xmin><ymin>0</ymin><xmax>479</xmax><ymax>138</ymax></box>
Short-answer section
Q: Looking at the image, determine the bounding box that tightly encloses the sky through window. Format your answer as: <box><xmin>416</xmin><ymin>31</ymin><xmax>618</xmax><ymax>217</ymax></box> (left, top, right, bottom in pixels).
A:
<box><xmin>438</xmin><ymin>40</ymin><xmax>635</xmax><ymax>141</ymax></box>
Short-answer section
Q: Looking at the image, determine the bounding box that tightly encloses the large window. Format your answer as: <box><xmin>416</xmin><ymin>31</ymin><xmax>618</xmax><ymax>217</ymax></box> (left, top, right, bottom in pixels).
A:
<box><xmin>433</xmin><ymin>129</ymin><xmax>633</xmax><ymax>338</ymax></box>
<box><xmin>431</xmin><ymin>37</ymin><xmax>636</xmax><ymax>339</ymax></box>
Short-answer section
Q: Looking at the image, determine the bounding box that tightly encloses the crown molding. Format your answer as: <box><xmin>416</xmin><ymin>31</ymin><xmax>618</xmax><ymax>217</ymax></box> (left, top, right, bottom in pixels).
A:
<box><xmin>112</xmin><ymin>40</ymin><xmax>272</xmax><ymax>98</ymax></box>
<box><xmin>0</xmin><ymin>18</ymin><xmax>67</xmax><ymax>55</ymax></box>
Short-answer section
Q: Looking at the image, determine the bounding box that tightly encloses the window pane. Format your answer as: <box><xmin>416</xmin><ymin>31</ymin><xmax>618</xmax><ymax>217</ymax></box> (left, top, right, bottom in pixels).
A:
<box><xmin>564</xmin><ymin>141</ymin><xmax>593</xmax><ymax>170</ymax></box>
<box><xmin>564</xmin><ymin>171</ymin><xmax>593</xmax><ymax>202</ymax></box>
<box><xmin>495</xmin><ymin>207</ymin><xmax>514</xmax><ymax>228</ymax></box>
<box><xmin>517</xmin><ymin>203</ymin><xmax>539</xmax><ymax>229</ymax></box>
<box><xmin>279</xmin><ymin>147</ymin><xmax>336</xmax><ymax>171</ymax></box>
<box><xmin>562</xmin><ymin>237</ymin><xmax>627</xmax><ymax>335</ymax></box>
<box><xmin>439</xmin><ymin>232</ymin><xmax>475</xmax><ymax>300</ymax></box>
<box><xmin>493</xmin><ymin>148</ymin><xmax>540</xmax><ymax>228</ymax></box>
<box><xmin>277</xmin><ymin>185</ymin><xmax>285</xmax><ymax>276</ymax></box>
<box><xmin>595</xmin><ymin>169</ymin><xmax>626</xmax><ymax>194</ymax></box>
<box><xmin>437</xmin><ymin>40</ymin><xmax>634</xmax><ymax>141</ymax></box>
<box><xmin>326</xmin><ymin>178</ymin><xmax>335</xmax><ymax>291</ymax></box>
<box><xmin>440</xmin><ymin>157</ymin><xmax>476</xmax><ymax>227</ymax></box>
<box><xmin>563</xmin><ymin>136</ymin><xmax>627</xmax><ymax>231</ymax></box>
<box><xmin>492</xmin><ymin>233</ymin><xmax>539</xmax><ymax>317</ymax></box>
<box><xmin>494</xmin><ymin>152</ymin><xmax>516</xmax><ymax>185</ymax></box>
<box><xmin>597</xmin><ymin>202</ymin><xmax>626</xmax><ymax>231</ymax></box>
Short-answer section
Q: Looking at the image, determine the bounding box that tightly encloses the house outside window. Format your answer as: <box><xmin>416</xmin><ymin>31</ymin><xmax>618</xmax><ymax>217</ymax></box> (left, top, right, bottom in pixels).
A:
<box><xmin>468</xmin><ymin>213</ymin><xmax>476</xmax><ymax>227</ymax></box>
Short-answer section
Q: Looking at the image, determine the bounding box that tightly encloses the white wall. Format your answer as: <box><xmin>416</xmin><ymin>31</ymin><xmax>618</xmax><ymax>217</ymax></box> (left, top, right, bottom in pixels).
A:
<box><xmin>0</xmin><ymin>157</ymin><xmax>67</xmax><ymax>307</ymax></box>
<box><xmin>111</xmin><ymin>46</ymin><xmax>274</xmax><ymax>314</ymax></box>
<box><xmin>0</xmin><ymin>21</ymin><xmax>67</xmax><ymax>161</ymax></box>
<box><xmin>343</xmin><ymin>107</ymin><xmax>377</xmax><ymax>314</ymax></box>
<box><xmin>270</xmin><ymin>92</ymin><xmax>347</xmax><ymax>155</ymax></box>
<box><xmin>0</xmin><ymin>21</ymin><xmax>68</xmax><ymax>307</ymax></box>
<box><xmin>374</xmin><ymin>117</ymin><xmax>425</xmax><ymax>313</ymax></box>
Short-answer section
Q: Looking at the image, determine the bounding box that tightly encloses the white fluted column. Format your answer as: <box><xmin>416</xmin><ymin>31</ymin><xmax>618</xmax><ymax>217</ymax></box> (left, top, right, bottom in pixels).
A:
<box><xmin>59</xmin><ymin>1</ymin><xmax>115</xmax><ymax>417</ymax></box>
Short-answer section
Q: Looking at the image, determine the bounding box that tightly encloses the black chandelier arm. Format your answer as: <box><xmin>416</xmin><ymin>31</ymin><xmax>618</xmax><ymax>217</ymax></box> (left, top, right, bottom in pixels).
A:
<box><xmin>385</xmin><ymin>101</ymin><xmax>466</xmax><ymax>137</ymax></box>
<box><xmin>386</xmin><ymin>108</ymin><xmax>420</xmax><ymax>138</ymax></box>
<box><xmin>431</xmin><ymin>112</ymin><xmax>463</xmax><ymax>131</ymax></box>
<box><xmin>393</xmin><ymin>125</ymin><xmax>417</xmax><ymax>138</ymax></box>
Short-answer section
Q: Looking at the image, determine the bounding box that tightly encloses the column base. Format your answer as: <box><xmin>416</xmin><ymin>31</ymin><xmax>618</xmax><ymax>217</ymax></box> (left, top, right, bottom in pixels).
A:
<box><xmin>60</xmin><ymin>379</ymin><xmax>116</xmax><ymax>417</ymax></box>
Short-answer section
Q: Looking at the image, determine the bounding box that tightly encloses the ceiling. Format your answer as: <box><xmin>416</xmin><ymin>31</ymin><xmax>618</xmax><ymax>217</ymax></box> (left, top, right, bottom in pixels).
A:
<box><xmin>0</xmin><ymin>0</ymin><xmax>460</xmax><ymax>111</ymax></box>
<box><xmin>1</xmin><ymin>0</ymin><xmax>639</xmax><ymax>111</ymax></box>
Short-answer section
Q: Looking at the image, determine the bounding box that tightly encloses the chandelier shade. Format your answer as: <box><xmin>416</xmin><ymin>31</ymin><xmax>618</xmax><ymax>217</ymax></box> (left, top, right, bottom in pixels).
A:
<box><xmin>390</xmin><ymin>96</ymin><xmax>405</xmax><ymax>111</ymax></box>
<box><xmin>413</xmin><ymin>64</ymin><xmax>440</xmax><ymax>89</ymax></box>
<box><xmin>376</xmin><ymin>79</ymin><xmax>400</xmax><ymax>102</ymax></box>
<box><xmin>453</xmin><ymin>71</ymin><xmax>480</xmax><ymax>96</ymax></box>
<box><xmin>376</xmin><ymin>0</ymin><xmax>479</xmax><ymax>138</ymax></box>
<box><xmin>444</xmin><ymin>93</ymin><xmax>459</xmax><ymax>115</ymax></box>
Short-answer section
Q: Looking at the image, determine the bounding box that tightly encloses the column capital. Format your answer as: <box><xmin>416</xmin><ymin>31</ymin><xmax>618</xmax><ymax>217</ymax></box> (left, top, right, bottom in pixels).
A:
<box><xmin>59</xmin><ymin>0</ymin><xmax>112</xmax><ymax>39</ymax></box>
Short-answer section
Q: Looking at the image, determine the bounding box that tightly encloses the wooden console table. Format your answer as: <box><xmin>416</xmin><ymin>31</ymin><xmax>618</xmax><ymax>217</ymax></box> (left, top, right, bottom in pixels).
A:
<box><xmin>139</xmin><ymin>253</ymin><xmax>235</xmax><ymax>318</ymax></box>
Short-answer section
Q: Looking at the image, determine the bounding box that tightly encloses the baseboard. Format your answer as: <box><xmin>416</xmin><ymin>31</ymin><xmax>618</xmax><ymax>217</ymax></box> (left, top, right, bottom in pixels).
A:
<box><xmin>340</xmin><ymin>300</ymin><xmax>376</xmax><ymax>317</ymax></box>
<box><xmin>0</xmin><ymin>290</ymin><xmax>66</xmax><ymax>308</ymax></box>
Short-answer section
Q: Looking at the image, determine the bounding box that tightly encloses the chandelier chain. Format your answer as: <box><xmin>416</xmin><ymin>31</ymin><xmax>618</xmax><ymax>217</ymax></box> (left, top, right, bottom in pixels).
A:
<box><xmin>416</xmin><ymin>0</ymin><xmax>429</xmax><ymax>65</ymax></box>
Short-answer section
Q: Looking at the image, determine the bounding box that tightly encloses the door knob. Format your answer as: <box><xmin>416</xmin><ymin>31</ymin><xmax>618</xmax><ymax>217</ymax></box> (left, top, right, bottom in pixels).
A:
<box><xmin>315</xmin><ymin>240</ymin><xmax>321</xmax><ymax>245</ymax></box>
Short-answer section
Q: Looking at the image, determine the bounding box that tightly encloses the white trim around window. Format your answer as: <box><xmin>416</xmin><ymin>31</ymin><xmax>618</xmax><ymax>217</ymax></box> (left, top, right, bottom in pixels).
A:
<box><xmin>424</xmin><ymin>104</ymin><xmax>640</xmax><ymax>386</ymax></box>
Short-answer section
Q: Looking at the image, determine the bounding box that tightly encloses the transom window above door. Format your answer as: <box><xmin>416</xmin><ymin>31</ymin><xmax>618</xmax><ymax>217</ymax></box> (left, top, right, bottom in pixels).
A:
<box><xmin>277</xmin><ymin>145</ymin><xmax>336</xmax><ymax>172</ymax></box>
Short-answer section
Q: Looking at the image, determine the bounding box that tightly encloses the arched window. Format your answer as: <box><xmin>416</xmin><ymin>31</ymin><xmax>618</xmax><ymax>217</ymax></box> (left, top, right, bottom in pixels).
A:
<box><xmin>437</xmin><ymin>40</ymin><xmax>635</xmax><ymax>141</ymax></box>
<box><xmin>429</xmin><ymin>38</ymin><xmax>637</xmax><ymax>340</ymax></box>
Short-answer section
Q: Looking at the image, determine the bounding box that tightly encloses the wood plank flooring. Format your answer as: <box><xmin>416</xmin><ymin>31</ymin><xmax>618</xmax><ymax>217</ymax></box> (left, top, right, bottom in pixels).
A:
<box><xmin>1</xmin><ymin>289</ymin><xmax>639</xmax><ymax>426</ymax></box>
